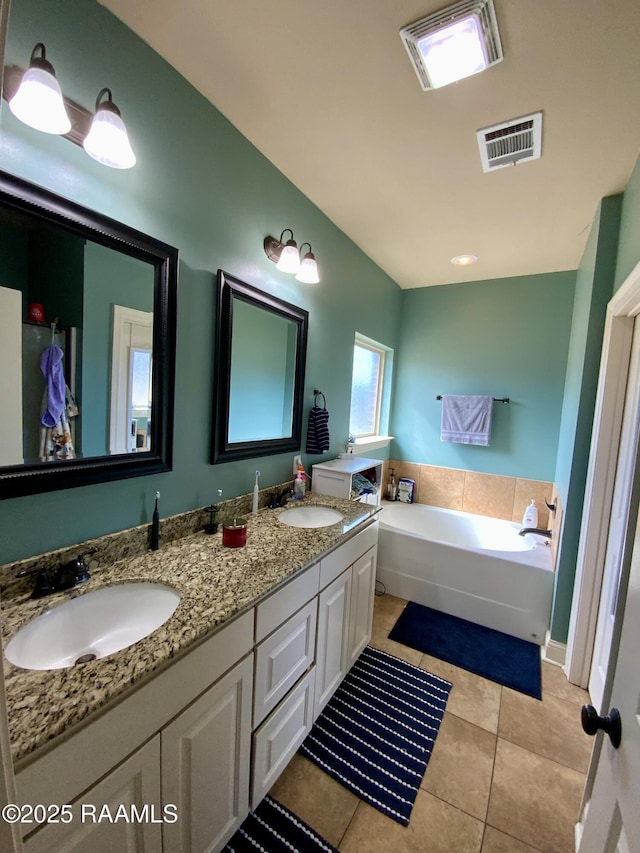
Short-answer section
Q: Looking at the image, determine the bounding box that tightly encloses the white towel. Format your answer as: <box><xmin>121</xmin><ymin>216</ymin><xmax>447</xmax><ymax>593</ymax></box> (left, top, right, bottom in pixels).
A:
<box><xmin>441</xmin><ymin>395</ymin><xmax>493</xmax><ymax>446</ymax></box>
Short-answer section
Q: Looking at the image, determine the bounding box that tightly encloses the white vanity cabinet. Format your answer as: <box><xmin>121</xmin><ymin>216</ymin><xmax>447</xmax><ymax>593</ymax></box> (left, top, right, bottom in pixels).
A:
<box><xmin>161</xmin><ymin>655</ymin><xmax>253</xmax><ymax>853</ymax></box>
<box><xmin>14</xmin><ymin>518</ymin><xmax>379</xmax><ymax>853</ymax></box>
<box><xmin>315</xmin><ymin>523</ymin><xmax>378</xmax><ymax>718</ymax></box>
<box><xmin>23</xmin><ymin>737</ymin><xmax>163</xmax><ymax>853</ymax></box>
<box><xmin>16</xmin><ymin>611</ymin><xmax>255</xmax><ymax>851</ymax></box>
<box><xmin>311</xmin><ymin>456</ymin><xmax>382</xmax><ymax>505</ymax></box>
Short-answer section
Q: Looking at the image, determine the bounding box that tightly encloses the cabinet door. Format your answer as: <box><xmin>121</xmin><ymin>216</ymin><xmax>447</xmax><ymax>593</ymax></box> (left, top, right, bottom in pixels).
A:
<box><xmin>254</xmin><ymin>599</ymin><xmax>317</xmax><ymax>728</ymax></box>
<box><xmin>161</xmin><ymin>655</ymin><xmax>253</xmax><ymax>853</ymax></box>
<box><xmin>24</xmin><ymin>737</ymin><xmax>162</xmax><ymax>853</ymax></box>
<box><xmin>348</xmin><ymin>545</ymin><xmax>377</xmax><ymax>668</ymax></box>
<box><xmin>314</xmin><ymin>569</ymin><xmax>352</xmax><ymax>718</ymax></box>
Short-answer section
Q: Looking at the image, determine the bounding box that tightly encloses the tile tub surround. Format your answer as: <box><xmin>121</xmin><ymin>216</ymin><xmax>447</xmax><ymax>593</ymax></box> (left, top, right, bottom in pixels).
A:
<box><xmin>0</xmin><ymin>493</ymin><xmax>377</xmax><ymax>763</ymax></box>
<box><xmin>385</xmin><ymin>461</ymin><xmax>554</xmax><ymax>528</ymax></box>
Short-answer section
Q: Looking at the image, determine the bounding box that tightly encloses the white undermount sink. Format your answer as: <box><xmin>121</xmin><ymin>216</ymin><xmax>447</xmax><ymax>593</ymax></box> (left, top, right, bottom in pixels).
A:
<box><xmin>5</xmin><ymin>582</ymin><xmax>181</xmax><ymax>671</ymax></box>
<box><xmin>278</xmin><ymin>506</ymin><xmax>344</xmax><ymax>528</ymax></box>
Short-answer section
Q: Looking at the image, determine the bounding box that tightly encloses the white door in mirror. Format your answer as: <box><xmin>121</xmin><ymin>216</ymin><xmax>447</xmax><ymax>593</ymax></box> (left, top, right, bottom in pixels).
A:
<box><xmin>5</xmin><ymin>582</ymin><xmax>180</xmax><ymax>671</ymax></box>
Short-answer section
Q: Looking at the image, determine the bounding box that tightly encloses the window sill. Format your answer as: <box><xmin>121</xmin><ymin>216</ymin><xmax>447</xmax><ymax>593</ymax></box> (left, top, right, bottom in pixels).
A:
<box><xmin>347</xmin><ymin>435</ymin><xmax>394</xmax><ymax>454</ymax></box>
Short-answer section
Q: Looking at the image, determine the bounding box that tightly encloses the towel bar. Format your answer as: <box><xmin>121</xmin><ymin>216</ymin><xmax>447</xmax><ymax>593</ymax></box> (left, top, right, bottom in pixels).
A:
<box><xmin>436</xmin><ymin>395</ymin><xmax>510</xmax><ymax>404</ymax></box>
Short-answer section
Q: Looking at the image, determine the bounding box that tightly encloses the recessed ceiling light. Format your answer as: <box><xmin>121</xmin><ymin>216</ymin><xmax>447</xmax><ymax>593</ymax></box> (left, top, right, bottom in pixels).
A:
<box><xmin>400</xmin><ymin>0</ymin><xmax>503</xmax><ymax>91</ymax></box>
<box><xmin>451</xmin><ymin>254</ymin><xmax>478</xmax><ymax>266</ymax></box>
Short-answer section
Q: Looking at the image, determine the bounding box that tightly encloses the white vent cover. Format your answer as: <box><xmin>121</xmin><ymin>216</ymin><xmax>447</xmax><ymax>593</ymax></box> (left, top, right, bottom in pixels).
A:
<box><xmin>476</xmin><ymin>112</ymin><xmax>543</xmax><ymax>172</ymax></box>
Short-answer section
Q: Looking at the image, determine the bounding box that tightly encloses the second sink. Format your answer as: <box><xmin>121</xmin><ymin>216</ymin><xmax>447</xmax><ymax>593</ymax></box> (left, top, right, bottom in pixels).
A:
<box><xmin>278</xmin><ymin>506</ymin><xmax>344</xmax><ymax>528</ymax></box>
<box><xmin>5</xmin><ymin>582</ymin><xmax>181</xmax><ymax>671</ymax></box>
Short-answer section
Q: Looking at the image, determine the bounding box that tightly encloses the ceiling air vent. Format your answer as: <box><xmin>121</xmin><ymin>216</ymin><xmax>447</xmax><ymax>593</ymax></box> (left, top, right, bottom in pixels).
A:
<box><xmin>476</xmin><ymin>112</ymin><xmax>543</xmax><ymax>172</ymax></box>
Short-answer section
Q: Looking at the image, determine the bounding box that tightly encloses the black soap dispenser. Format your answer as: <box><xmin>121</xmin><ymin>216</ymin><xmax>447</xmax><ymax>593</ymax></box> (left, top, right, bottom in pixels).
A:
<box><xmin>151</xmin><ymin>491</ymin><xmax>160</xmax><ymax>550</ymax></box>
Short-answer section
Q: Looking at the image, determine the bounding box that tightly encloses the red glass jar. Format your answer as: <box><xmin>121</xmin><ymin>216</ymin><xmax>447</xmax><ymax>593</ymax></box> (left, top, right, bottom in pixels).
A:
<box><xmin>222</xmin><ymin>520</ymin><xmax>247</xmax><ymax>548</ymax></box>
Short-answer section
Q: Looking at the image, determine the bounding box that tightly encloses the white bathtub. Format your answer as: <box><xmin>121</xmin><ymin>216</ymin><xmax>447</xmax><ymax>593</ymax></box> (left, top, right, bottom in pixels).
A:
<box><xmin>377</xmin><ymin>502</ymin><xmax>554</xmax><ymax>644</ymax></box>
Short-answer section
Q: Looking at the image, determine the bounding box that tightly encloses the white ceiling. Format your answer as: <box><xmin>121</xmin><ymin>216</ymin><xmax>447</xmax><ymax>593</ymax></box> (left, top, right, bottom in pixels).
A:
<box><xmin>100</xmin><ymin>0</ymin><xmax>640</xmax><ymax>289</ymax></box>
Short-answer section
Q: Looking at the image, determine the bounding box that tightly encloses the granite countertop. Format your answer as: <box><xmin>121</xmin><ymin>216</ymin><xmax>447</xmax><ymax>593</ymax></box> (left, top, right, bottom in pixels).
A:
<box><xmin>1</xmin><ymin>495</ymin><xmax>378</xmax><ymax>764</ymax></box>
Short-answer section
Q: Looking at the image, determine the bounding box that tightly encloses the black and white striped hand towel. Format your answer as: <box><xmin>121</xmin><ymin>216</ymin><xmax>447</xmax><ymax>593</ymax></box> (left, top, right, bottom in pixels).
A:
<box><xmin>306</xmin><ymin>404</ymin><xmax>330</xmax><ymax>454</ymax></box>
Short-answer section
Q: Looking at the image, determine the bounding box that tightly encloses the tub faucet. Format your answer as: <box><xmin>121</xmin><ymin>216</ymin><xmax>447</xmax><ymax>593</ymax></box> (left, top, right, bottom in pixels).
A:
<box><xmin>519</xmin><ymin>527</ymin><xmax>552</xmax><ymax>538</ymax></box>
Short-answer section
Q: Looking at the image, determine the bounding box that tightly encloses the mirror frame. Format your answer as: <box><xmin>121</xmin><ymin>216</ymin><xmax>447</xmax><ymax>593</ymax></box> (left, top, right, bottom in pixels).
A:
<box><xmin>0</xmin><ymin>169</ymin><xmax>178</xmax><ymax>499</ymax></box>
<box><xmin>211</xmin><ymin>270</ymin><xmax>308</xmax><ymax>464</ymax></box>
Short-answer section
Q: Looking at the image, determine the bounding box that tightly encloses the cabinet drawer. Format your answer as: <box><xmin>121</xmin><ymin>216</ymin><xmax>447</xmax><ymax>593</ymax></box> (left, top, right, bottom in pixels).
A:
<box><xmin>255</xmin><ymin>563</ymin><xmax>319</xmax><ymax>642</ymax></box>
<box><xmin>253</xmin><ymin>599</ymin><xmax>317</xmax><ymax>728</ymax></box>
<box><xmin>251</xmin><ymin>667</ymin><xmax>315</xmax><ymax>808</ymax></box>
<box><xmin>319</xmin><ymin>521</ymin><xmax>378</xmax><ymax>589</ymax></box>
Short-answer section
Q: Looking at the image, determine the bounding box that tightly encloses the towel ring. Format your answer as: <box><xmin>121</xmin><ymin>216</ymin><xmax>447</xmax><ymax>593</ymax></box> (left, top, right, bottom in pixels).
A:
<box><xmin>313</xmin><ymin>389</ymin><xmax>327</xmax><ymax>409</ymax></box>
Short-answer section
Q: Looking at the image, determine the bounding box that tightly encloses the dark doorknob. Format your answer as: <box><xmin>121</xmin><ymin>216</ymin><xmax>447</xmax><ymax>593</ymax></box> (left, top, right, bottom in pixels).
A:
<box><xmin>581</xmin><ymin>705</ymin><xmax>622</xmax><ymax>749</ymax></box>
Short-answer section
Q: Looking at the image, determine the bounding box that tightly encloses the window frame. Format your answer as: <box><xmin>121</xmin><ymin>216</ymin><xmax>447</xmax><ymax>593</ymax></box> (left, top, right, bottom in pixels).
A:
<box><xmin>349</xmin><ymin>334</ymin><xmax>390</xmax><ymax>439</ymax></box>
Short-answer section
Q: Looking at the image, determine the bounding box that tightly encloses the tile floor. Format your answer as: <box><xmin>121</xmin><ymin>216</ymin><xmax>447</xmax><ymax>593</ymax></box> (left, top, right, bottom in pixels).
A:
<box><xmin>270</xmin><ymin>593</ymin><xmax>593</xmax><ymax>853</ymax></box>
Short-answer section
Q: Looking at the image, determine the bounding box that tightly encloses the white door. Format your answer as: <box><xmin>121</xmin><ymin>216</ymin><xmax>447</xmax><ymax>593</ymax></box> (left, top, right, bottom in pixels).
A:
<box><xmin>347</xmin><ymin>545</ymin><xmax>377</xmax><ymax>667</ymax></box>
<box><xmin>315</xmin><ymin>569</ymin><xmax>352</xmax><ymax>718</ymax></box>
<box><xmin>577</xmin><ymin>490</ymin><xmax>640</xmax><ymax>852</ymax></box>
<box><xmin>588</xmin><ymin>316</ymin><xmax>640</xmax><ymax>708</ymax></box>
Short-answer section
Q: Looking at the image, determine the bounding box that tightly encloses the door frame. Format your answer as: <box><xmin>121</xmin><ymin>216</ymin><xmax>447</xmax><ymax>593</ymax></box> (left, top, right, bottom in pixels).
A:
<box><xmin>565</xmin><ymin>260</ymin><xmax>640</xmax><ymax>687</ymax></box>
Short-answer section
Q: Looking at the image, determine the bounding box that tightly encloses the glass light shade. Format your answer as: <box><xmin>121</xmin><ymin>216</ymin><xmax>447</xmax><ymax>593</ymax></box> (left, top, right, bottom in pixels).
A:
<box><xmin>9</xmin><ymin>66</ymin><xmax>71</xmax><ymax>135</ymax></box>
<box><xmin>295</xmin><ymin>254</ymin><xmax>320</xmax><ymax>284</ymax></box>
<box><xmin>450</xmin><ymin>254</ymin><xmax>478</xmax><ymax>266</ymax></box>
<box><xmin>276</xmin><ymin>242</ymin><xmax>300</xmax><ymax>274</ymax></box>
<box><xmin>417</xmin><ymin>15</ymin><xmax>488</xmax><ymax>88</ymax></box>
<box><xmin>83</xmin><ymin>108</ymin><xmax>136</xmax><ymax>169</ymax></box>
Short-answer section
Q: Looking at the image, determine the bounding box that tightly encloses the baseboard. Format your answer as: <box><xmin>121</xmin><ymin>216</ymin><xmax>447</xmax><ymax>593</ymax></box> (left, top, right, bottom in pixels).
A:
<box><xmin>542</xmin><ymin>634</ymin><xmax>567</xmax><ymax>667</ymax></box>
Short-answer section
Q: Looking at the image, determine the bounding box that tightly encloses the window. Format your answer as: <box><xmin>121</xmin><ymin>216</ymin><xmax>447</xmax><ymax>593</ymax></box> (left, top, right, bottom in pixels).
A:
<box><xmin>349</xmin><ymin>335</ymin><xmax>392</xmax><ymax>438</ymax></box>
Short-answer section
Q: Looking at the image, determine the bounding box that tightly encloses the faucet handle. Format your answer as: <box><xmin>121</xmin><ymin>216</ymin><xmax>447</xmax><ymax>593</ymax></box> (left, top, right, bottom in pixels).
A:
<box><xmin>16</xmin><ymin>567</ymin><xmax>55</xmax><ymax>599</ymax></box>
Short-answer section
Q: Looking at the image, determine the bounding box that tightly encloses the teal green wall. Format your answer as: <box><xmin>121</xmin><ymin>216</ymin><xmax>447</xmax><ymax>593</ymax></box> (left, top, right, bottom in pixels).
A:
<box><xmin>391</xmin><ymin>272</ymin><xmax>576</xmax><ymax>480</ymax></box>
<box><xmin>0</xmin><ymin>0</ymin><xmax>401</xmax><ymax>563</ymax></box>
<box><xmin>614</xmin><ymin>153</ymin><xmax>640</xmax><ymax>292</ymax></box>
<box><xmin>550</xmin><ymin>196</ymin><xmax>622</xmax><ymax>643</ymax></box>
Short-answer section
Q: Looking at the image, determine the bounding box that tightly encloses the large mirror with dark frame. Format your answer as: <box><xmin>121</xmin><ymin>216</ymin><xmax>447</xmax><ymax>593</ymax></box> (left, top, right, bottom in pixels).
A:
<box><xmin>211</xmin><ymin>270</ymin><xmax>308</xmax><ymax>464</ymax></box>
<box><xmin>0</xmin><ymin>169</ymin><xmax>178</xmax><ymax>499</ymax></box>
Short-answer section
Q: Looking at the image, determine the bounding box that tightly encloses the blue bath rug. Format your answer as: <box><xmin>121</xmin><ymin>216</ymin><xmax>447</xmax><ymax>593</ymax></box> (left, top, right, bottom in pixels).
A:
<box><xmin>299</xmin><ymin>645</ymin><xmax>452</xmax><ymax>825</ymax></box>
<box><xmin>223</xmin><ymin>794</ymin><xmax>337</xmax><ymax>852</ymax></box>
<box><xmin>389</xmin><ymin>601</ymin><xmax>542</xmax><ymax>700</ymax></box>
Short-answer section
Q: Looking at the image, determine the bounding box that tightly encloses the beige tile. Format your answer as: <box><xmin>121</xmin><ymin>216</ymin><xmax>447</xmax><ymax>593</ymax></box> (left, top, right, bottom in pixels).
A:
<box><xmin>462</xmin><ymin>472</ymin><xmax>516</xmax><ymax>520</ymax></box>
<box><xmin>388</xmin><ymin>460</ymin><xmax>422</xmax><ymax>503</ymax></box>
<box><xmin>421</xmin><ymin>712</ymin><xmax>496</xmax><ymax>821</ymax></box>
<box><xmin>373</xmin><ymin>592</ymin><xmax>408</xmax><ymax>632</ymax></box>
<box><xmin>269</xmin><ymin>753</ymin><xmax>359</xmax><ymax>847</ymax></box>
<box><xmin>418</xmin><ymin>465</ymin><xmax>465</xmax><ymax>510</ymax></box>
<box><xmin>541</xmin><ymin>661</ymin><xmax>590</xmax><ymax>706</ymax></box>
<box><xmin>498</xmin><ymin>686</ymin><xmax>593</xmax><ymax>773</ymax></box>
<box><xmin>370</xmin><ymin>625</ymin><xmax>423</xmax><ymax>666</ymax></box>
<box><xmin>420</xmin><ymin>654</ymin><xmax>502</xmax><ymax>734</ymax></box>
<box><xmin>481</xmin><ymin>825</ymin><xmax>540</xmax><ymax>852</ymax></box>
<box><xmin>340</xmin><ymin>791</ymin><xmax>484</xmax><ymax>853</ymax></box>
<box><xmin>487</xmin><ymin>739</ymin><xmax>585</xmax><ymax>853</ymax></box>
<box><xmin>513</xmin><ymin>479</ymin><xmax>554</xmax><ymax>529</ymax></box>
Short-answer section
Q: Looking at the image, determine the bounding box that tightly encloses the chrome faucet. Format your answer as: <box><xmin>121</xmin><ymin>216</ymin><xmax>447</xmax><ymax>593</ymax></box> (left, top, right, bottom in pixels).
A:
<box><xmin>519</xmin><ymin>527</ymin><xmax>552</xmax><ymax>538</ymax></box>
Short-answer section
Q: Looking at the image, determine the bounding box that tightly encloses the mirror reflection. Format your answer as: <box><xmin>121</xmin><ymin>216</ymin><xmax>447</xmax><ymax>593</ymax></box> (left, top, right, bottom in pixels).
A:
<box><xmin>0</xmin><ymin>209</ymin><xmax>155</xmax><ymax>465</ymax></box>
<box><xmin>211</xmin><ymin>271</ymin><xmax>308</xmax><ymax>464</ymax></box>
<box><xmin>0</xmin><ymin>169</ymin><xmax>177</xmax><ymax>499</ymax></box>
<box><xmin>228</xmin><ymin>299</ymin><xmax>298</xmax><ymax>443</ymax></box>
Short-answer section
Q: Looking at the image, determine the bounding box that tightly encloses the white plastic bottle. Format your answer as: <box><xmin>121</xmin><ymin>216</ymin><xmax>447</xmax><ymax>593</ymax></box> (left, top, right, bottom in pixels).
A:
<box><xmin>523</xmin><ymin>499</ymin><xmax>538</xmax><ymax>527</ymax></box>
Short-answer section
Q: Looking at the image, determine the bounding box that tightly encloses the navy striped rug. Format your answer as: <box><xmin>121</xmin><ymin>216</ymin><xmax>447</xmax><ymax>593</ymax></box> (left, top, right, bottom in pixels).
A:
<box><xmin>300</xmin><ymin>646</ymin><xmax>452</xmax><ymax>825</ymax></box>
<box><xmin>224</xmin><ymin>795</ymin><xmax>337</xmax><ymax>852</ymax></box>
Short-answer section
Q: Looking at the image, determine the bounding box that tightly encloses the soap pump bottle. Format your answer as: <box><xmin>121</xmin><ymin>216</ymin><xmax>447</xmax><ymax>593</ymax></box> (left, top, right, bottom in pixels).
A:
<box><xmin>294</xmin><ymin>464</ymin><xmax>306</xmax><ymax>501</ymax></box>
<box><xmin>523</xmin><ymin>499</ymin><xmax>538</xmax><ymax>527</ymax></box>
<box><xmin>252</xmin><ymin>470</ymin><xmax>260</xmax><ymax>516</ymax></box>
<box><xmin>151</xmin><ymin>491</ymin><xmax>160</xmax><ymax>550</ymax></box>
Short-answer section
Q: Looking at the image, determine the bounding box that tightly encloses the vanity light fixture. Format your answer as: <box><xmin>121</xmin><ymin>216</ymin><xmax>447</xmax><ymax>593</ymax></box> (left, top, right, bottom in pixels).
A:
<box><xmin>264</xmin><ymin>229</ymin><xmax>321</xmax><ymax>282</ymax></box>
<box><xmin>8</xmin><ymin>43</ymin><xmax>71</xmax><ymax>134</ymax></box>
<box><xmin>450</xmin><ymin>254</ymin><xmax>478</xmax><ymax>266</ymax></box>
<box><xmin>400</xmin><ymin>0</ymin><xmax>503</xmax><ymax>91</ymax></box>
<box><xmin>295</xmin><ymin>243</ymin><xmax>320</xmax><ymax>284</ymax></box>
<box><xmin>4</xmin><ymin>44</ymin><xmax>136</xmax><ymax>169</ymax></box>
<box><xmin>83</xmin><ymin>88</ymin><xmax>136</xmax><ymax>169</ymax></box>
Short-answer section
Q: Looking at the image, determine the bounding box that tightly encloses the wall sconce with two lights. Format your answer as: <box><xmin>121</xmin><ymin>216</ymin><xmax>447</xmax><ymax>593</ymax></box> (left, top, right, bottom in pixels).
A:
<box><xmin>264</xmin><ymin>229</ymin><xmax>320</xmax><ymax>284</ymax></box>
<box><xmin>3</xmin><ymin>42</ymin><xmax>136</xmax><ymax>169</ymax></box>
